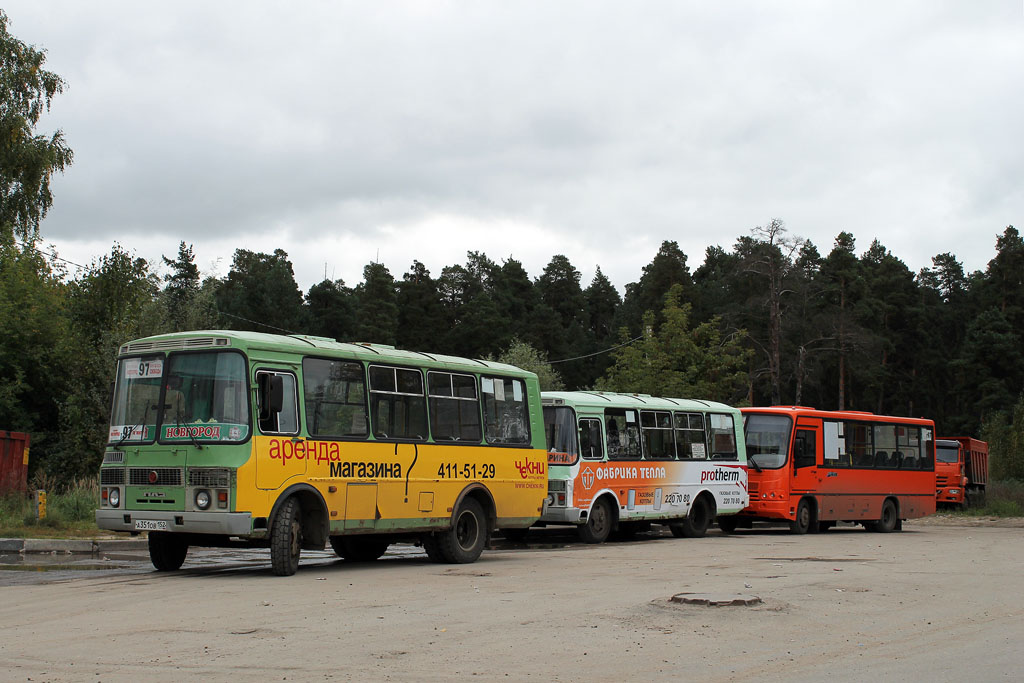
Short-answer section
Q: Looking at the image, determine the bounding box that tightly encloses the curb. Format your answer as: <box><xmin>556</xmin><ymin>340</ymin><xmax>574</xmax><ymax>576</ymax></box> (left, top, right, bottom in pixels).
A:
<box><xmin>0</xmin><ymin>538</ymin><xmax>149</xmax><ymax>554</ymax></box>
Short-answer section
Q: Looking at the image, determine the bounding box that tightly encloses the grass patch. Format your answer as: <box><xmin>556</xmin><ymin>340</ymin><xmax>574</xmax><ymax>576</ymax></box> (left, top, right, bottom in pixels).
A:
<box><xmin>979</xmin><ymin>479</ymin><xmax>1024</xmax><ymax>516</ymax></box>
<box><xmin>0</xmin><ymin>479</ymin><xmax>102</xmax><ymax>538</ymax></box>
<box><xmin>948</xmin><ymin>479</ymin><xmax>1024</xmax><ymax>517</ymax></box>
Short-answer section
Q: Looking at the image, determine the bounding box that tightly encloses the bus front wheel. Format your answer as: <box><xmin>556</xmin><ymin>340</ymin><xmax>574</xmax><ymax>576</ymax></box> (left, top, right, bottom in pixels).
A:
<box><xmin>717</xmin><ymin>516</ymin><xmax>739</xmax><ymax>533</ymax></box>
<box><xmin>271</xmin><ymin>497</ymin><xmax>302</xmax><ymax>576</ymax></box>
<box><xmin>148</xmin><ymin>532</ymin><xmax>188</xmax><ymax>571</ymax></box>
<box><xmin>579</xmin><ymin>498</ymin><xmax>613</xmax><ymax>544</ymax></box>
<box><xmin>789</xmin><ymin>499</ymin><xmax>813</xmax><ymax>535</ymax></box>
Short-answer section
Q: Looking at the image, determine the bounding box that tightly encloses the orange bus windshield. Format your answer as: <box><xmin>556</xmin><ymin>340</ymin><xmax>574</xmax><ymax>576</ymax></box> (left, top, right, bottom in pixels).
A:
<box><xmin>744</xmin><ymin>413</ymin><xmax>791</xmax><ymax>469</ymax></box>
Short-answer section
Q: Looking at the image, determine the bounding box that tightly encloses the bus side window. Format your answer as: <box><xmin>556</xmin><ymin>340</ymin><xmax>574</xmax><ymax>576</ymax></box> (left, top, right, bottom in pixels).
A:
<box><xmin>579</xmin><ymin>418</ymin><xmax>604</xmax><ymax>460</ymax></box>
<box><xmin>427</xmin><ymin>371</ymin><xmax>482</xmax><ymax>442</ymax></box>
<box><xmin>640</xmin><ymin>410</ymin><xmax>675</xmax><ymax>460</ymax></box>
<box><xmin>257</xmin><ymin>371</ymin><xmax>298</xmax><ymax>435</ymax></box>
<box><xmin>481</xmin><ymin>376</ymin><xmax>529</xmax><ymax>445</ymax></box>
<box><xmin>708</xmin><ymin>413</ymin><xmax>738</xmax><ymax>460</ymax></box>
<box><xmin>302</xmin><ymin>358</ymin><xmax>368</xmax><ymax>439</ymax></box>
<box><xmin>605</xmin><ymin>409</ymin><xmax>641</xmax><ymax>459</ymax></box>
<box><xmin>674</xmin><ymin>412</ymin><xmax>707</xmax><ymax>459</ymax></box>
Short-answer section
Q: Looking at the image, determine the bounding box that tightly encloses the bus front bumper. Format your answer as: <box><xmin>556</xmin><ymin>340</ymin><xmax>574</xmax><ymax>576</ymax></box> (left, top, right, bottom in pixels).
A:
<box><xmin>740</xmin><ymin>499</ymin><xmax>791</xmax><ymax>521</ymax></box>
<box><xmin>96</xmin><ymin>509</ymin><xmax>254</xmax><ymax>536</ymax></box>
<box><xmin>540</xmin><ymin>506</ymin><xmax>584</xmax><ymax>525</ymax></box>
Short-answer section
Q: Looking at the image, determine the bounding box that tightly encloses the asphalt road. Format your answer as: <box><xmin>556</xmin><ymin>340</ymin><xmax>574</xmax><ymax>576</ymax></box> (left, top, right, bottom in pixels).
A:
<box><xmin>1</xmin><ymin>519</ymin><xmax>1021</xmax><ymax>681</ymax></box>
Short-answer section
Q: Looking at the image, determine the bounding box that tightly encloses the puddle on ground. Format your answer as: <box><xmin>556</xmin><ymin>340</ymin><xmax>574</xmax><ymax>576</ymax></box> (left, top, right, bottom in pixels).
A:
<box><xmin>0</xmin><ymin>553</ymin><xmax>136</xmax><ymax>571</ymax></box>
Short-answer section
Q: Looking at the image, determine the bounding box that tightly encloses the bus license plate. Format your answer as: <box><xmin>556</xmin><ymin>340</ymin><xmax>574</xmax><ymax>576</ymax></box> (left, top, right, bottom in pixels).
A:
<box><xmin>134</xmin><ymin>519</ymin><xmax>168</xmax><ymax>531</ymax></box>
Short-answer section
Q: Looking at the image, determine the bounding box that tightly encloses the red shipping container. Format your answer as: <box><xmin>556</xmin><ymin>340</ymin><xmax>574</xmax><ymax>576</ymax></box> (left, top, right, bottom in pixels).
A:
<box><xmin>0</xmin><ymin>431</ymin><xmax>31</xmax><ymax>494</ymax></box>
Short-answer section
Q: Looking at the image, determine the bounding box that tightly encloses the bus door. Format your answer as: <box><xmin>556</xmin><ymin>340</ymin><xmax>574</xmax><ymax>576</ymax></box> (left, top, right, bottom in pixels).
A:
<box><xmin>254</xmin><ymin>368</ymin><xmax>305</xmax><ymax>490</ymax></box>
<box><xmin>790</xmin><ymin>419</ymin><xmax>821</xmax><ymax>499</ymax></box>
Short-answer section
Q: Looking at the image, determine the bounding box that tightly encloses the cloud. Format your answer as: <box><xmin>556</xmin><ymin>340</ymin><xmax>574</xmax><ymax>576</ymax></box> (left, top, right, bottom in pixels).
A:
<box><xmin>9</xmin><ymin>1</ymin><xmax>1023</xmax><ymax>291</ymax></box>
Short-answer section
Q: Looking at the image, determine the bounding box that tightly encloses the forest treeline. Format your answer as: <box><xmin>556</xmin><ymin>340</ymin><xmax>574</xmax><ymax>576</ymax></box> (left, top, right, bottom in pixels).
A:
<box><xmin>4</xmin><ymin>222</ymin><xmax>1024</xmax><ymax>484</ymax></box>
<box><xmin>3</xmin><ymin>10</ymin><xmax>1024</xmax><ymax>486</ymax></box>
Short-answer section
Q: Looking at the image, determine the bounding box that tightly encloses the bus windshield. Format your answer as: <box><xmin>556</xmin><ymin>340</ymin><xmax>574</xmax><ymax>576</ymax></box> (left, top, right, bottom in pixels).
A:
<box><xmin>543</xmin><ymin>406</ymin><xmax>578</xmax><ymax>459</ymax></box>
<box><xmin>109</xmin><ymin>356</ymin><xmax>165</xmax><ymax>444</ymax></box>
<box><xmin>936</xmin><ymin>444</ymin><xmax>959</xmax><ymax>464</ymax></box>
<box><xmin>744</xmin><ymin>414</ymin><xmax>792</xmax><ymax>469</ymax></box>
<box><xmin>159</xmin><ymin>352</ymin><xmax>250</xmax><ymax>443</ymax></box>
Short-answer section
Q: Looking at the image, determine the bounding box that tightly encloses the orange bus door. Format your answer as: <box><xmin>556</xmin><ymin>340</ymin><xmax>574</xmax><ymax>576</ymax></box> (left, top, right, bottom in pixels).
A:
<box><xmin>790</xmin><ymin>422</ymin><xmax>821</xmax><ymax>524</ymax></box>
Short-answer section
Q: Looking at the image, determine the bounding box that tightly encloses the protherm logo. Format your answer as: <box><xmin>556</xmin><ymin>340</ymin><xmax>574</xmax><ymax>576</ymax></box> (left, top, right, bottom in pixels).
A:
<box><xmin>700</xmin><ymin>469</ymin><xmax>741</xmax><ymax>484</ymax></box>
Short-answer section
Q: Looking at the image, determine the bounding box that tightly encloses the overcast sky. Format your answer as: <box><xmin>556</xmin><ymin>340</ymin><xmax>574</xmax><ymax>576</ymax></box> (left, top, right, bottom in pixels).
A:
<box><xmin>7</xmin><ymin>1</ymin><xmax>1023</xmax><ymax>293</ymax></box>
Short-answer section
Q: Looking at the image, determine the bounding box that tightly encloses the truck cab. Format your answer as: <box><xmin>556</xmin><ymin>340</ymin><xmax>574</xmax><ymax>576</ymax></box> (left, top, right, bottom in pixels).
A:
<box><xmin>935</xmin><ymin>437</ymin><xmax>988</xmax><ymax>509</ymax></box>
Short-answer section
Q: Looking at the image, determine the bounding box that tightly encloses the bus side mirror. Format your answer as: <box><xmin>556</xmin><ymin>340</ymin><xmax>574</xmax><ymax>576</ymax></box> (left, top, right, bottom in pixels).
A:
<box><xmin>258</xmin><ymin>374</ymin><xmax>284</xmax><ymax>419</ymax></box>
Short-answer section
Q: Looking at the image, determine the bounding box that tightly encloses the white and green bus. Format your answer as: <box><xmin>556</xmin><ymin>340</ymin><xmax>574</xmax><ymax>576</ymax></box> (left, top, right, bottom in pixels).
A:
<box><xmin>518</xmin><ymin>392</ymin><xmax>748</xmax><ymax>543</ymax></box>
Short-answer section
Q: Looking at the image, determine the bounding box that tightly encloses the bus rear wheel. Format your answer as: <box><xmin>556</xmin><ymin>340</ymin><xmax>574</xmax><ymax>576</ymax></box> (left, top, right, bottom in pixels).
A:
<box><xmin>424</xmin><ymin>497</ymin><xmax>488</xmax><ymax>564</ymax></box>
<box><xmin>330</xmin><ymin>536</ymin><xmax>389</xmax><ymax>562</ymax></box>
<box><xmin>271</xmin><ymin>497</ymin><xmax>302</xmax><ymax>576</ymax></box>
<box><xmin>875</xmin><ymin>499</ymin><xmax>898</xmax><ymax>533</ymax></box>
<box><xmin>578</xmin><ymin>498</ymin><xmax>613</xmax><ymax>544</ymax></box>
<box><xmin>148</xmin><ymin>532</ymin><xmax>188</xmax><ymax>571</ymax></box>
<box><xmin>670</xmin><ymin>497</ymin><xmax>711</xmax><ymax>538</ymax></box>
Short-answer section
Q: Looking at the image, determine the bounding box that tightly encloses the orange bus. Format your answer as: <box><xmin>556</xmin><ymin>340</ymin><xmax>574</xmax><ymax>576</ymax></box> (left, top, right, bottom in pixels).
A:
<box><xmin>731</xmin><ymin>407</ymin><xmax>935</xmax><ymax>534</ymax></box>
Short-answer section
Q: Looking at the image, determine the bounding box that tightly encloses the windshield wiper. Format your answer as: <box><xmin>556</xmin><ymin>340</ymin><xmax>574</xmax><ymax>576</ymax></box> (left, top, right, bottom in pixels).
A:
<box><xmin>747</xmin><ymin>455</ymin><xmax>762</xmax><ymax>472</ymax></box>
<box><xmin>117</xmin><ymin>403</ymin><xmax>151</xmax><ymax>447</ymax></box>
<box><xmin>172</xmin><ymin>393</ymin><xmax>203</xmax><ymax>450</ymax></box>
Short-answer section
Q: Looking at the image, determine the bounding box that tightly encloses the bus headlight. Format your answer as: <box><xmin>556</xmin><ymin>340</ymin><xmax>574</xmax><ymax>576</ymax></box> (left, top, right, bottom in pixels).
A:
<box><xmin>195</xmin><ymin>489</ymin><xmax>211</xmax><ymax>510</ymax></box>
<box><xmin>109</xmin><ymin>487</ymin><xmax>120</xmax><ymax>508</ymax></box>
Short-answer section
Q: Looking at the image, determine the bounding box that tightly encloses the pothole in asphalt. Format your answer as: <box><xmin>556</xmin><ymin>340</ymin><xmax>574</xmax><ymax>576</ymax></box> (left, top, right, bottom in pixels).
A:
<box><xmin>669</xmin><ymin>593</ymin><xmax>763</xmax><ymax>607</ymax></box>
<box><xmin>755</xmin><ymin>557</ymin><xmax>872</xmax><ymax>562</ymax></box>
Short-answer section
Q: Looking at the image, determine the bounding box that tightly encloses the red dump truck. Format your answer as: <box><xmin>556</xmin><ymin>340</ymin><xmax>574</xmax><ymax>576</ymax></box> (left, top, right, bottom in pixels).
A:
<box><xmin>0</xmin><ymin>431</ymin><xmax>31</xmax><ymax>495</ymax></box>
<box><xmin>935</xmin><ymin>436</ymin><xmax>988</xmax><ymax>509</ymax></box>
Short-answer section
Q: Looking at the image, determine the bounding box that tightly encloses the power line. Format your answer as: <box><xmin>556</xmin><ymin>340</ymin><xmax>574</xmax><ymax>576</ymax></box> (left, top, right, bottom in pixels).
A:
<box><xmin>549</xmin><ymin>334</ymin><xmax>645</xmax><ymax>364</ymax></box>
<box><xmin>14</xmin><ymin>242</ymin><xmax>89</xmax><ymax>271</ymax></box>
<box><xmin>218</xmin><ymin>311</ymin><xmax>299</xmax><ymax>335</ymax></box>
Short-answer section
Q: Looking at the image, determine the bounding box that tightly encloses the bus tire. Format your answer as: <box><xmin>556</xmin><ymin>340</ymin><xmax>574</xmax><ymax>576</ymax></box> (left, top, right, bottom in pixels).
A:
<box><xmin>430</xmin><ymin>497</ymin><xmax>488</xmax><ymax>564</ymax></box>
<box><xmin>579</xmin><ymin>497</ymin><xmax>614</xmax><ymax>544</ymax></box>
<box><xmin>875</xmin><ymin>499</ymin><xmax>898</xmax><ymax>533</ymax></box>
<box><xmin>421</xmin><ymin>535</ymin><xmax>445</xmax><ymax>562</ymax></box>
<box><xmin>789</xmin><ymin>499</ymin><xmax>813</xmax><ymax>535</ymax></box>
<box><xmin>717</xmin><ymin>516</ymin><xmax>739</xmax><ymax>533</ymax></box>
<box><xmin>148</xmin><ymin>532</ymin><xmax>188</xmax><ymax>571</ymax></box>
<box><xmin>270</xmin><ymin>497</ymin><xmax>302</xmax><ymax>576</ymax></box>
<box><xmin>330</xmin><ymin>536</ymin><xmax>389</xmax><ymax>562</ymax></box>
<box><xmin>671</xmin><ymin>496</ymin><xmax>711</xmax><ymax>538</ymax></box>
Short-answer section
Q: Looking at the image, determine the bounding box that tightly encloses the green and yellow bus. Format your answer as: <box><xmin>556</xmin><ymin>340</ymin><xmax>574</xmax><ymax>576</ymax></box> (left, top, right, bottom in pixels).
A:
<box><xmin>96</xmin><ymin>331</ymin><xmax>547</xmax><ymax>575</ymax></box>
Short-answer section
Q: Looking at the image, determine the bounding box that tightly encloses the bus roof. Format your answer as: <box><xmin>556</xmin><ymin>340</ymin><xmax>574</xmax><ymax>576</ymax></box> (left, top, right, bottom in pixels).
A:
<box><xmin>117</xmin><ymin>330</ymin><xmax>535</xmax><ymax>378</ymax></box>
<box><xmin>741</xmin><ymin>405</ymin><xmax>934</xmax><ymax>426</ymax></box>
<box><xmin>541</xmin><ymin>391</ymin><xmax>738</xmax><ymax>413</ymax></box>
